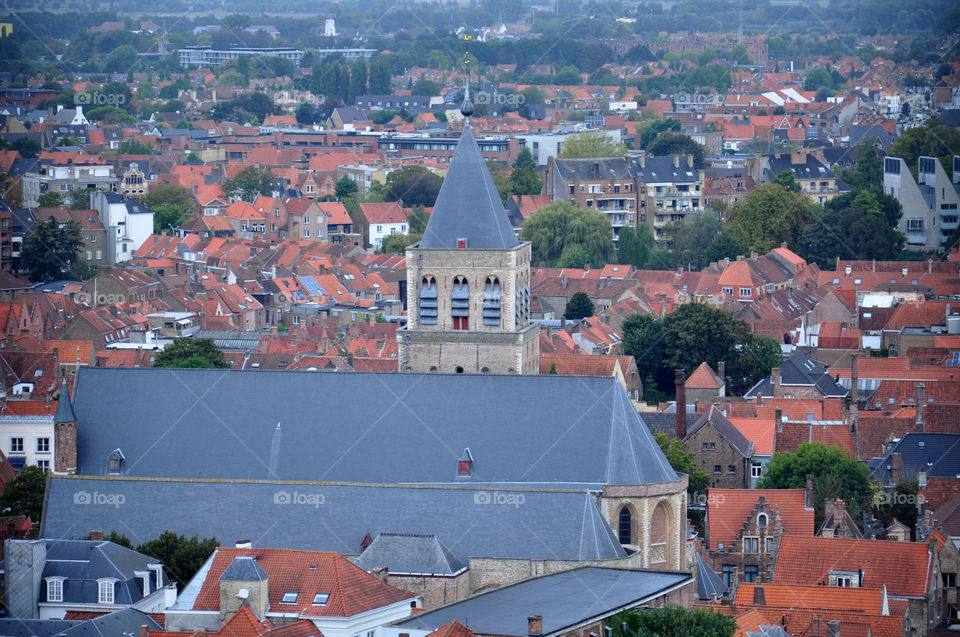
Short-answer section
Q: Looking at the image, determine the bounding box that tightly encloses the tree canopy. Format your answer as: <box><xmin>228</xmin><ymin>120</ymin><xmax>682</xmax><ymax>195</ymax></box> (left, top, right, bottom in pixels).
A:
<box><xmin>557</xmin><ymin>130</ymin><xmax>627</xmax><ymax>158</ymax></box>
<box><xmin>722</xmin><ymin>183</ymin><xmax>816</xmax><ymax>254</ymax></box>
<box><xmin>0</xmin><ymin>466</ymin><xmax>46</xmax><ymax>524</ymax></box>
<box><xmin>136</xmin><ymin>532</ymin><xmax>219</xmax><ymax>591</ymax></box>
<box><xmin>564</xmin><ymin>291</ymin><xmax>595</xmax><ymax>320</ymax></box>
<box><xmin>223</xmin><ymin>166</ymin><xmax>275</xmax><ymax>203</ymax></box>
<box><xmin>520</xmin><ymin>200</ymin><xmax>614</xmax><ymax>267</ymax></box>
<box><xmin>385</xmin><ymin>165</ymin><xmax>443</xmax><ymax>207</ymax></box>
<box><xmin>609</xmin><ymin>606</ymin><xmax>735</xmax><ymax>637</ymax></box>
<box><xmin>153</xmin><ymin>338</ymin><xmax>230</xmax><ymax>368</ymax></box>
<box><xmin>22</xmin><ymin>216</ymin><xmax>84</xmax><ymax>282</ymax></box>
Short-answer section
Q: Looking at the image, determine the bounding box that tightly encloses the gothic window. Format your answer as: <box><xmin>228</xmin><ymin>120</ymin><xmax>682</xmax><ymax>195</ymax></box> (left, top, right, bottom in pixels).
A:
<box><xmin>451</xmin><ymin>277</ymin><xmax>469</xmax><ymax>330</ymax></box>
<box><xmin>618</xmin><ymin>507</ymin><xmax>632</xmax><ymax>545</ymax></box>
<box><xmin>419</xmin><ymin>277</ymin><xmax>437</xmax><ymax>325</ymax></box>
<box><xmin>108</xmin><ymin>449</ymin><xmax>124</xmax><ymax>475</ymax></box>
<box><xmin>483</xmin><ymin>278</ymin><xmax>501</xmax><ymax>326</ymax></box>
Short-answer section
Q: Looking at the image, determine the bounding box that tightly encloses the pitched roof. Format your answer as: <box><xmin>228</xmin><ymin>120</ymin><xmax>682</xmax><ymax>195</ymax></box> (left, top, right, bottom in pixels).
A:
<box><xmin>354</xmin><ymin>533</ymin><xmax>466</xmax><ymax>575</ymax></box>
<box><xmin>686</xmin><ymin>362</ymin><xmax>723</xmax><ymax>389</ymax></box>
<box><xmin>772</xmin><ymin>536</ymin><xmax>932</xmax><ymax>597</ymax></box>
<box><xmin>685</xmin><ymin>405</ymin><xmax>754</xmax><ymax>458</ymax></box>
<box><xmin>706</xmin><ymin>488</ymin><xmax>813</xmax><ymax>551</ymax></box>
<box><xmin>419</xmin><ymin>124</ymin><xmax>518</xmax><ymax>250</ymax></box>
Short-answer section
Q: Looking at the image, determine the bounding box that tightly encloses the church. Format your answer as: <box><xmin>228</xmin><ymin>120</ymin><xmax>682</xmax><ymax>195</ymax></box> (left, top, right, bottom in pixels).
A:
<box><xmin>397</xmin><ymin>98</ymin><xmax>539</xmax><ymax>375</ymax></box>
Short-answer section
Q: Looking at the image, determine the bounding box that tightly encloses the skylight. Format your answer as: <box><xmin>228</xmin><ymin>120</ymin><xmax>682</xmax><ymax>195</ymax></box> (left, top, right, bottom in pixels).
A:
<box><xmin>281</xmin><ymin>592</ymin><xmax>298</xmax><ymax>604</ymax></box>
<box><xmin>313</xmin><ymin>593</ymin><xmax>330</xmax><ymax>606</ymax></box>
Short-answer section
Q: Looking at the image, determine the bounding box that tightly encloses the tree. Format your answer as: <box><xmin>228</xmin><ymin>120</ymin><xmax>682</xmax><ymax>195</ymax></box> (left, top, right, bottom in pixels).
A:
<box><xmin>508</xmin><ymin>150</ymin><xmax>542</xmax><ymax>196</ymax></box>
<box><xmin>118</xmin><ymin>139</ymin><xmax>154</xmax><ymax>155</ymax></box>
<box><xmin>411</xmin><ymin>78</ymin><xmax>439</xmax><ymax>96</ymax></box>
<box><xmin>520</xmin><ymin>200</ymin><xmax>614</xmax><ymax>267</ymax></box>
<box><xmin>407</xmin><ymin>206</ymin><xmax>430</xmax><ymax>234</ymax></box>
<box><xmin>37</xmin><ymin>192</ymin><xmax>65</xmax><ymax>208</ymax></box>
<box><xmin>295</xmin><ymin>102</ymin><xmax>318</xmax><ymax>126</ymax></box>
<box><xmin>143</xmin><ymin>185</ymin><xmax>194</xmax><ymax>217</ymax></box>
<box><xmin>660</xmin><ymin>211</ymin><xmax>720</xmax><ymax>271</ymax></box>
<box><xmin>887</xmin><ymin>119</ymin><xmax>960</xmax><ymax>179</ymax></box>
<box><xmin>646</xmin><ymin>134</ymin><xmax>705</xmax><ymax>168</ymax></box>
<box><xmin>758</xmin><ymin>442</ymin><xmax>870</xmax><ymax>527</ymax></box>
<box><xmin>660</xmin><ymin>302</ymin><xmax>752</xmax><ymax>380</ymax></box>
<box><xmin>105</xmin><ymin>44</ymin><xmax>138</xmax><ymax>74</ymax></box>
<box><xmin>772</xmin><ymin>170</ymin><xmax>801</xmax><ymax>192</ymax></box>
<box><xmin>368</xmin><ymin>56</ymin><xmax>392</xmax><ymax>94</ymax></box>
<box><xmin>703</xmin><ymin>232</ymin><xmax>742</xmax><ymax>264</ymax></box>
<box><xmin>349</xmin><ymin>59</ymin><xmax>368</xmax><ymax>103</ymax></box>
<box><xmin>0</xmin><ymin>466</ymin><xmax>46</xmax><ymax>523</ymax></box>
<box><xmin>609</xmin><ymin>606</ymin><xmax>735</xmax><ymax>637</ymax></box>
<box><xmin>153</xmin><ymin>338</ymin><xmax>230</xmax><ymax>368</ymax></box>
<box><xmin>224</xmin><ymin>166</ymin><xmax>275</xmax><ymax>203</ymax></box>
<box><xmin>617</xmin><ymin>224</ymin><xmax>654</xmax><ymax>269</ymax></box>
<box><xmin>804</xmin><ymin>67</ymin><xmax>834</xmax><ymax>92</ymax></box>
<box><xmin>22</xmin><ymin>217</ymin><xmax>84</xmax><ymax>282</ymax></box>
<box><xmin>564</xmin><ymin>291</ymin><xmax>595</xmax><ymax>320</ymax></box>
<box><xmin>136</xmin><ymin>532</ymin><xmax>219</xmax><ymax>591</ymax></box>
<box><xmin>384</xmin><ymin>166</ymin><xmax>443</xmax><ymax>207</ymax></box>
<box><xmin>380</xmin><ymin>233</ymin><xmax>420</xmax><ymax>254</ymax></box>
<box><xmin>548</xmin><ymin>362</ymin><xmax>559</xmax><ymax>374</ymax></box>
<box><xmin>723</xmin><ymin>183</ymin><xmax>816</xmax><ymax>254</ymax></box>
<box><xmin>653</xmin><ymin>432</ymin><xmax>710</xmax><ymax>497</ymax></box>
<box><xmin>621</xmin><ymin>312</ymin><xmax>671</xmax><ymax>397</ymax></box>
<box><xmin>558</xmin><ymin>130</ymin><xmax>627</xmax><ymax>158</ymax></box>
<box><xmin>335</xmin><ymin>176</ymin><xmax>359</xmax><ymax>200</ymax></box>
<box><xmin>152</xmin><ymin>204</ymin><xmax>187</xmax><ymax>235</ymax></box>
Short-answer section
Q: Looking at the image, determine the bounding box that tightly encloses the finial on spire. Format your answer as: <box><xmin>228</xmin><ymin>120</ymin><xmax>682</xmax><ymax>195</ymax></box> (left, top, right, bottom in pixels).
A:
<box><xmin>460</xmin><ymin>78</ymin><xmax>474</xmax><ymax>118</ymax></box>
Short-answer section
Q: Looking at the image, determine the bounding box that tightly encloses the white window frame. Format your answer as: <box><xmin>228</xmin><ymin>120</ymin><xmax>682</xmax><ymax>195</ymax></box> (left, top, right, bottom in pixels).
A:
<box><xmin>46</xmin><ymin>577</ymin><xmax>64</xmax><ymax>603</ymax></box>
<box><xmin>98</xmin><ymin>579</ymin><xmax>115</xmax><ymax>604</ymax></box>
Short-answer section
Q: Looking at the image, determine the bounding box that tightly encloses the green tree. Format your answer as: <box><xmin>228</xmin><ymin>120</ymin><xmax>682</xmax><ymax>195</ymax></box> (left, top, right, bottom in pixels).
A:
<box><xmin>660</xmin><ymin>211</ymin><xmax>721</xmax><ymax>271</ymax></box>
<box><xmin>335</xmin><ymin>176</ymin><xmax>359</xmax><ymax>200</ymax></box>
<box><xmin>887</xmin><ymin>119</ymin><xmax>960</xmax><ymax>179</ymax></box>
<box><xmin>646</xmin><ymin>134</ymin><xmax>705</xmax><ymax>168</ymax></box>
<box><xmin>804</xmin><ymin>67</ymin><xmax>834</xmax><ymax>92</ymax></box>
<box><xmin>548</xmin><ymin>361</ymin><xmax>559</xmax><ymax>374</ymax></box>
<box><xmin>295</xmin><ymin>102</ymin><xmax>317</xmax><ymax>126</ymax></box>
<box><xmin>564</xmin><ymin>291</ymin><xmax>595</xmax><ymax>320</ymax></box>
<box><xmin>98</xmin><ymin>530</ymin><xmax>133</xmax><ymax>548</ymax></box>
<box><xmin>105</xmin><ymin>44</ymin><xmax>138</xmax><ymax>73</ymax></box>
<box><xmin>653</xmin><ymin>431</ymin><xmax>710</xmax><ymax>497</ymax></box>
<box><xmin>758</xmin><ymin>442</ymin><xmax>870</xmax><ymax>527</ymax></box>
<box><xmin>143</xmin><ymin>185</ymin><xmax>194</xmax><ymax>217</ymax></box>
<box><xmin>871</xmin><ymin>481</ymin><xmax>919</xmax><ymax>539</ymax></box>
<box><xmin>153</xmin><ymin>338</ymin><xmax>229</xmax><ymax>368</ymax></box>
<box><xmin>608</xmin><ymin>606</ymin><xmax>735</xmax><ymax>637</ymax></box>
<box><xmin>508</xmin><ymin>150</ymin><xmax>542</xmax><ymax>196</ymax></box>
<box><xmin>118</xmin><ymin>139</ymin><xmax>154</xmax><ymax>155</ymax></box>
<box><xmin>384</xmin><ymin>165</ymin><xmax>442</xmax><ymax>207</ymax></box>
<box><xmin>0</xmin><ymin>466</ymin><xmax>46</xmax><ymax>523</ymax></box>
<box><xmin>411</xmin><ymin>78</ymin><xmax>439</xmax><ymax>96</ymax></box>
<box><xmin>85</xmin><ymin>105</ymin><xmax>136</xmax><ymax>124</ymax></box>
<box><xmin>703</xmin><ymin>232</ymin><xmax>742</xmax><ymax>265</ymax></box>
<box><xmin>136</xmin><ymin>532</ymin><xmax>219</xmax><ymax>591</ymax></box>
<box><xmin>349</xmin><ymin>59</ymin><xmax>368</xmax><ymax>103</ymax></box>
<box><xmin>380</xmin><ymin>233</ymin><xmax>420</xmax><ymax>254</ymax></box>
<box><xmin>772</xmin><ymin>170</ymin><xmax>801</xmax><ymax>192</ymax></box>
<box><xmin>22</xmin><ymin>217</ymin><xmax>84</xmax><ymax>282</ymax></box>
<box><xmin>558</xmin><ymin>130</ymin><xmax>627</xmax><ymax>158</ymax></box>
<box><xmin>723</xmin><ymin>183</ymin><xmax>816</xmax><ymax>254</ymax></box>
<box><xmin>224</xmin><ymin>166</ymin><xmax>275</xmax><ymax>203</ymax></box>
<box><xmin>621</xmin><ymin>312</ymin><xmax>671</xmax><ymax>397</ymax></box>
<box><xmin>617</xmin><ymin>224</ymin><xmax>655</xmax><ymax>269</ymax></box>
<box><xmin>520</xmin><ymin>200</ymin><xmax>614</xmax><ymax>266</ymax></box>
<box><xmin>37</xmin><ymin>192</ymin><xmax>65</xmax><ymax>208</ymax></box>
<box><xmin>407</xmin><ymin>206</ymin><xmax>430</xmax><ymax>234</ymax></box>
<box><xmin>368</xmin><ymin>56</ymin><xmax>392</xmax><ymax>94</ymax></box>
<box><xmin>152</xmin><ymin>204</ymin><xmax>187</xmax><ymax>235</ymax></box>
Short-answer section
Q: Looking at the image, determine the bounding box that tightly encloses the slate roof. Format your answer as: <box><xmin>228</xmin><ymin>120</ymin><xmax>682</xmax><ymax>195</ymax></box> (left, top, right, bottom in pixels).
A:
<box><xmin>71</xmin><ymin>368</ymin><xmax>677</xmax><ymax>487</ymax></box>
<box><xmin>392</xmin><ymin>567</ymin><xmax>692</xmax><ymax>637</ymax></box>
<box><xmin>54</xmin><ymin>378</ymin><xmax>76</xmax><ymax>423</ymax></box>
<box><xmin>419</xmin><ymin>124</ymin><xmax>518</xmax><ymax>251</ymax></box>
<box><xmin>684</xmin><ymin>405</ymin><xmax>754</xmax><ymax>458</ymax></box>
<box><xmin>745</xmin><ymin>352</ymin><xmax>848</xmax><ymax>399</ymax></box>
<box><xmin>220</xmin><ymin>555</ymin><xmax>268</xmax><ymax>581</ymax></box>
<box><xmin>354</xmin><ymin>533</ymin><xmax>467</xmax><ymax>575</ymax></box>
<box><xmin>552</xmin><ymin>157</ymin><xmax>633</xmax><ymax>181</ymax></box>
<box><xmin>0</xmin><ymin>608</ymin><xmax>162</xmax><ymax>636</ymax></box>
<box><xmin>695</xmin><ymin>551</ymin><xmax>727</xmax><ymax>599</ymax></box>
<box><xmin>868</xmin><ymin>433</ymin><xmax>960</xmax><ymax>484</ymax></box>
<box><xmin>43</xmin><ymin>478</ymin><xmax>627</xmax><ymax>563</ymax></box>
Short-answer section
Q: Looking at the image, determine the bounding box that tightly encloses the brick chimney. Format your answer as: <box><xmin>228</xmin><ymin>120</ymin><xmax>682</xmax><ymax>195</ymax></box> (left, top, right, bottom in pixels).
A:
<box><xmin>371</xmin><ymin>566</ymin><xmax>389</xmax><ymax>583</ymax></box>
<box><xmin>890</xmin><ymin>452</ymin><xmax>903</xmax><ymax>484</ymax></box>
<box><xmin>805</xmin><ymin>474</ymin><xmax>813</xmax><ymax>508</ymax></box>
<box><xmin>849</xmin><ymin>358</ymin><xmax>859</xmax><ymax>436</ymax></box>
<box><xmin>775</xmin><ymin>407</ymin><xmax>783</xmax><ymax>434</ymax></box>
<box><xmin>675</xmin><ymin>369</ymin><xmax>687</xmax><ymax>439</ymax></box>
<box><xmin>771</xmin><ymin>367</ymin><xmax>781</xmax><ymax>391</ymax></box>
<box><xmin>752</xmin><ymin>584</ymin><xmax>766</xmax><ymax>606</ymax></box>
<box><xmin>916</xmin><ymin>383</ymin><xmax>926</xmax><ymax>431</ymax></box>
<box><xmin>89</xmin><ymin>530</ymin><xmax>104</xmax><ymax>541</ymax></box>
<box><xmin>528</xmin><ymin>615</ymin><xmax>543</xmax><ymax>637</ymax></box>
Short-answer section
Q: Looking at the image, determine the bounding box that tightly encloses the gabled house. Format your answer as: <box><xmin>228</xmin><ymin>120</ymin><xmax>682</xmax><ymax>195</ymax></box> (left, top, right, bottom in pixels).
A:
<box><xmin>357</xmin><ymin>202</ymin><xmax>407</xmax><ymax>250</ymax></box>
<box><xmin>744</xmin><ymin>352</ymin><xmax>848</xmax><ymax>400</ymax></box>
<box><xmin>164</xmin><ymin>546</ymin><xmax>417</xmax><ymax>636</ymax></box>
<box><xmin>3</xmin><ymin>538</ymin><xmax>174</xmax><ymax>620</ymax></box>
<box><xmin>683</xmin><ymin>405</ymin><xmax>754</xmax><ymax>489</ymax></box>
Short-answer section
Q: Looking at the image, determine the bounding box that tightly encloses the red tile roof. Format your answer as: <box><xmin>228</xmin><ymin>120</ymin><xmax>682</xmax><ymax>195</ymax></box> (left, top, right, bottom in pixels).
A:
<box><xmin>772</xmin><ymin>536</ymin><xmax>933</xmax><ymax>597</ymax></box>
<box><xmin>707</xmin><ymin>488</ymin><xmax>813</xmax><ymax>551</ymax></box>
<box><xmin>193</xmin><ymin>548</ymin><xmax>414</xmax><ymax>618</ymax></box>
<box><xmin>686</xmin><ymin>361</ymin><xmax>722</xmax><ymax>389</ymax></box>
<box><xmin>735</xmin><ymin>582</ymin><xmax>887</xmax><ymax>614</ymax></box>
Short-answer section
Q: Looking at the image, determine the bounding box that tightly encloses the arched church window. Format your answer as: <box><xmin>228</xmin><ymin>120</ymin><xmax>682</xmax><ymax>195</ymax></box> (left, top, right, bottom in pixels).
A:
<box><xmin>451</xmin><ymin>277</ymin><xmax>469</xmax><ymax>330</ymax></box>
<box><xmin>419</xmin><ymin>277</ymin><xmax>437</xmax><ymax>325</ymax></box>
<box><xmin>483</xmin><ymin>278</ymin><xmax>501</xmax><ymax>326</ymax></box>
<box><xmin>618</xmin><ymin>507</ymin><xmax>632</xmax><ymax>545</ymax></box>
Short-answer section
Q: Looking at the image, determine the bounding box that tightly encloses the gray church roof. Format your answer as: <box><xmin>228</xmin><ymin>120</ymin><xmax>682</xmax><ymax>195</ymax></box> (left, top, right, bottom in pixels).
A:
<box><xmin>0</xmin><ymin>608</ymin><xmax>162</xmax><ymax>637</ymax></box>
<box><xmin>393</xmin><ymin>566</ymin><xmax>692</xmax><ymax>636</ymax></box>
<box><xmin>695</xmin><ymin>551</ymin><xmax>728</xmax><ymax>599</ymax></box>
<box><xmin>418</xmin><ymin>124</ymin><xmax>518</xmax><ymax>251</ymax></box>
<box><xmin>71</xmin><ymin>368</ymin><xmax>677</xmax><ymax>487</ymax></box>
<box><xmin>220</xmin><ymin>555</ymin><xmax>268</xmax><ymax>581</ymax></box>
<box><xmin>354</xmin><ymin>533</ymin><xmax>467</xmax><ymax>575</ymax></box>
<box><xmin>54</xmin><ymin>379</ymin><xmax>75</xmax><ymax>423</ymax></box>
<box><xmin>42</xmin><ymin>478</ymin><xmax>627</xmax><ymax>563</ymax></box>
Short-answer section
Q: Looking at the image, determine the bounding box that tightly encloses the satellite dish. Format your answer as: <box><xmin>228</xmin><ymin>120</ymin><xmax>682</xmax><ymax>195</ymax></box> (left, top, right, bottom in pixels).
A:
<box><xmin>237</xmin><ymin>588</ymin><xmax>249</xmax><ymax>599</ymax></box>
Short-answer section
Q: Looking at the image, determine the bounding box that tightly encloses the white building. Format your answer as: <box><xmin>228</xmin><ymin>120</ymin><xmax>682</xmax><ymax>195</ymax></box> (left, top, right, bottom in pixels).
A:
<box><xmin>91</xmin><ymin>192</ymin><xmax>155</xmax><ymax>264</ymax></box>
<box><xmin>883</xmin><ymin>155</ymin><xmax>960</xmax><ymax>248</ymax></box>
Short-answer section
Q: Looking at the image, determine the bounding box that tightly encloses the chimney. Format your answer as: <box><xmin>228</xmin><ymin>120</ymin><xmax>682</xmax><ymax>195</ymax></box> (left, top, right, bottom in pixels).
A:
<box><xmin>54</xmin><ymin>379</ymin><xmax>77</xmax><ymax>474</ymax></box>
<box><xmin>528</xmin><ymin>615</ymin><xmax>543</xmax><ymax>637</ymax></box>
<box><xmin>717</xmin><ymin>361</ymin><xmax>725</xmax><ymax>383</ymax></box>
<box><xmin>826</xmin><ymin>619</ymin><xmax>841</xmax><ymax>637</ymax></box>
<box><xmin>561</xmin><ymin>275</ymin><xmax>567</xmax><ymax>288</ymax></box>
<box><xmin>673</xmin><ymin>155</ymin><xmax>680</xmax><ymax>168</ymax></box>
<box><xmin>675</xmin><ymin>369</ymin><xmax>687</xmax><ymax>439</ymax></box>
<box><xmin>849</xmin><ymin>358</ymin><xmax>858</xmax><ymax>436</ymax></box>
<box><xmin>771</xmin><ymin>367</ymin><xmax>781</xmax><ymax>390</ymax></box>
<box><xmin>775</xmin><ymin>407</ymin><xmax>783</xmax><ymax>433</ymax></box>
<box><xmin>890</xmin><ymin>452</ymin><xmax>903</xmax><ymax>484</ymax></box>
<box><xmin>89</xmin><ymin>530</ymin><xmax>104</xmax><ymax>541</ymax></box>
<box><xmin>371</xmin><ymin>566</ymin><xmax>389</xmax><ymax>583</ymax></box>
<box><xmin>752</xmin><ymin>584</ymin><xmax>766</xmax><ymax>606</ymax></box>
<box><xmin>844</xmin><ymin>264</ymin><xmax>852</xmax><ymax>278</ymax></box>
<box><xmin>235</xmin><ymin>539</ymin><xmax>252</xmax><ymax>549</ymax></box>
<box><xmin>805</xmin><ymin>474</ymin><xmax>813</xmax><ymax>507</ymax></box>
<box><xmin>140</xmin><ymin>626</ymin><xmax>149</xmax><ymax>637</ymax></box>
<box><xmin>916</xmin><ymin>383</ymin><xmax>926</xmax><ymax>430</ymax></box>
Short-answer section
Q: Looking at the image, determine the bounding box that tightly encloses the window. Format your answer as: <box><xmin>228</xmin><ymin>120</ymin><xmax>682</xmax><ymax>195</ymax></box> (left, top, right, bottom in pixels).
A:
<box><xmin>281</xmin><ymin>592</ymin><xmax>298</xmax><ymax>604</ymax></box>
<box><xmin>96</xmin><ymin>250</ymin><xmax>102</xmax><ymax>260</ymax></box>
<box><xmin>766</xmin><ymin>537</ymin><xmax>776</xmax><ymax>554</ymax></box>
<box><xmin>743</xmin><ymin>537</ymin><xmax>759</xmax><ymax>553</ymax></box>
<box><xmin>419</xmin><ymin>277</ymin><xmax>438</xmax><ymax>325</ymax></box>
<box><xmin>37</xmin><ymin>460</ymin><xmax>49</xmax><ymax>471</ymax></box>
<box><xmin>483</xmin><ymin>277</ymin><xmax>501</xmax><ymax>326</ymax></box>
<box><xmin>451</xmin><ymin>276</ymin><xmax>469</xmax><ymax>330</ymax></box>
<box><xmin>618</xmin><ymin>507</ymin><xmax>632</xmax><ymax>545</ymax></box>
<box><xmin>714</xmin><ymin>464</ymin><xmax>722</xmax><ymax>474</ymax></box>
<box><xmin>303</xmin><ymin>230</ymin><xmax>310</xmax><ymax>237</ymax></box>
<box><xmin>751</xmin><ymin>462</ymin><xmax>762</xmax><ymax>478</ymax></box>
<box><xmin>728</xmin><ymin>464</ymin><xmax>736</xmax><ymax>474</ymax></box>
<box><xmin>36</xmin><ymin>438</ymin><xmax>50</xmax><ymax>453</ymax></box>
<box><xmin>108</xmin><ymin>450</ymin><xmax>123</xmax><ymax>474</ymax></box>
<box><xmin>721</xmin><ymin>565</ymin><xmax>734</xmax><ymax>587</ymax></box>
<box><xmin>98</xmin><ymin>579</ymin><xmax>115</xmax><ymax>604</ymax></box>
<box><xmin>10</xmin><ymin>438</ymin><xmax>23</xmax><ymax>453</ymax></box>
<box><xmin>907</xmin><ymin>218</ymin><xmax>925</xmax><ymax>231</ymax></box>
<box><xmin>738</xmin><ymin>287</ymin><xmax>752</xmax><ymax>297</ymax></box>
<box><xmin>313</xmin><ymin>593</ymin><xmax>330</xmax><ymax>606</ymax></box>
<box><xmin>303</xmin><ymin>216</ymin><xmax>310</xmax><ymax>224</ymax></box>
<box><xmin>46</xmin><ymin>578</ymin><xmax>64</xmax><ymax>603</ymax></box>
<box><xmin>86</xmin><ymin>249</ymin><xmax>92</xmax><ymax>260</ymax></box>
<box><xmin>744</xmin><ymin>565</ymin><xmax>758</xmax><ymax>583</ymax></box>
<box><xmin>702</xmin><ymin>442</ymin><xmax>716</xmax><ymax>450</ymax></box>
<box><xmin>758</xmin><ymin>514</ymin><xmax>767</xmax><ymax>528</ymax></box>
<box><xmin>376</xmin><ymin>225</ymin><xmax>383</xmax><ymax>232</ymax></box>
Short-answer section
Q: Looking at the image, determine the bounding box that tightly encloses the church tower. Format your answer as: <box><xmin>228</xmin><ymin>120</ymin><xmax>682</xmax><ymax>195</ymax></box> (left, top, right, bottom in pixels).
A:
<box><xmin>398</xmin><ymin>94</ymin><xmax>539</xmax><ymax>374</ymax></box>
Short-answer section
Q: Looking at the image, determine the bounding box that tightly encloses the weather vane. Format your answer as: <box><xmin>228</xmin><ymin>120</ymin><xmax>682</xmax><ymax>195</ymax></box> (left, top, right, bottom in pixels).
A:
<box><xmin>460</xmin><ymin>34</ymin><xmax>474</xmax><ymax>119</ymax></box>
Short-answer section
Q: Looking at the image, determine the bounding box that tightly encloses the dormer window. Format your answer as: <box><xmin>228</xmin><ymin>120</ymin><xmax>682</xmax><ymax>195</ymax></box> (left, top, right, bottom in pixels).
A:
<box><xmin>46</xmin><ymin>577</ymin><xmax>65</xmax><ymax>603</ymax></box>
<box><xmin>451</xmin><ymin>277</ymin><xmax>469</xmax><ymax>330</ymax></box>
<box><xmin>97</xmin><ymin>579</ymin><xmax>116</xmax><ymax>604</ymax></box>
<box><xmin>458</xmin><ymin>448</ymin><xmax>473</xmax><ymax>476</ymax></box>
<box><xmin>482</xmin><ymin>278</ymin><xmax>501</xmax><ymax>326</ymax></box>
<box><xmin>419</xmin><ymin>277</ymin><xmax>437</xmax><ymax>326</ymax></box>
<box><xmin>105</xmin><ymin>447</ymin><xmax>125</xmax><ymax>474</ymax></box>
<box><xmin>457</xmin><ymin>238</ymin><xmax>467</xmax><ymax>249</ymax></box>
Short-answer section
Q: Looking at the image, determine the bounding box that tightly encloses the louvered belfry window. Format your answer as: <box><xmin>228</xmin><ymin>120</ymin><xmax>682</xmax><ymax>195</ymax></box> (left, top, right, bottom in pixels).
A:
<box><xmin>452</xmin><ymin>277</ymin><xmax>469</xmax><ymax>330</ymax></box>
<box><xmin>483</xmin><ymin>277</ymin><xmax>501</xmax><ymax>326</ymax></box>
<box><xmin>419</xmin><ymin>277</ymin><xmax>438</xmax><ymax>325</ymax></box>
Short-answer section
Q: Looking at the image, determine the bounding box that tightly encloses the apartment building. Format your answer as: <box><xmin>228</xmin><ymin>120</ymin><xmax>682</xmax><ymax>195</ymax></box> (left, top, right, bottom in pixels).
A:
<box><xmin>883</xmin><ymin>155</ymin><xmax>960</xmax><ymax>248</ymax></box>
